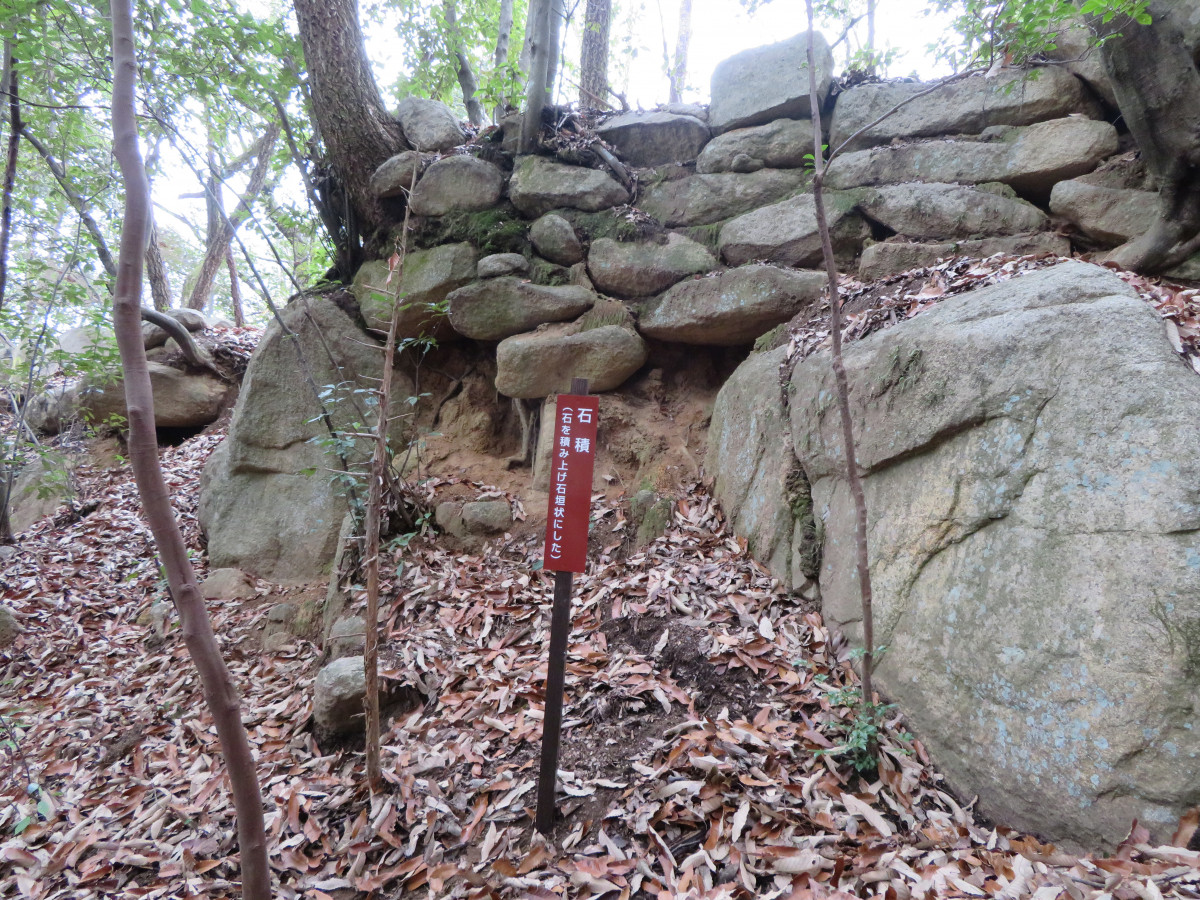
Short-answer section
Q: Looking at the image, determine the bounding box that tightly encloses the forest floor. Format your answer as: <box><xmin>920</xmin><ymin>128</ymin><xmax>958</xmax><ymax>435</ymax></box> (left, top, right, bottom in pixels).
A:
<box><xmin>4</xmin><ymin>256</ymin><xmax>1200</xmax><ymax>899</ymax></box>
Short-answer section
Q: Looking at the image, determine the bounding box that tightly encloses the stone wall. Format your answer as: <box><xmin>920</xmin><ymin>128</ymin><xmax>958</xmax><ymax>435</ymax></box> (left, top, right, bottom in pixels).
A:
<box><xmin>201</xmin><ymin>28</ymin><xmax>1174</xmax><ymax>578</ymax></box>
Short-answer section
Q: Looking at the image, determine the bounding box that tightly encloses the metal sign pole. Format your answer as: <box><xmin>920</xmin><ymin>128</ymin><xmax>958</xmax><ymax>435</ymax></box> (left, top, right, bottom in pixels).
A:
<box><xmin>535</xmin><ymin>376</ymin><xmax>592</xmax><ymax>835</ymax></box>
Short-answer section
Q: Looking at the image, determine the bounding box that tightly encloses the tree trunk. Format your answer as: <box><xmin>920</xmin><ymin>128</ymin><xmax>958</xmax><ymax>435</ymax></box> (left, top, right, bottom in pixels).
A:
<box><xmin>579</xmin><ymin>0</ymin><xmax>611</xmax><ymax>108</ymax></box>
<box><xmin>293</xmin><ymin>0</ymin><xmax>407</xmax><ymax>275</ymax></box>
<box><xmin>495</xmin><ymin>0</ymin><xmax>514</xmax><ymax>68</ymax></box>
<box><xmin>225</xmin><ymin>246</ymin><xmax>244</xmax><ymax>326</ymax></box>
<box><xmin>1093</xmin><ymin>1</ymin><xmax>1200</xmax><ymax>272</ymax></box>
<box><xmin>145</xmin><ymin>216</ymin><xmax>172</xmax><ymax>312</ymax></box>
<box><xmin>0</xmin><ymin>39</ymin><xmax>19</xmax><ymax>313</ymax></box>
<box><xmin>185</xmin><ymin>125</ymin><xmax>278</xmax><ymax>311</ymax></box>
<box><xmin>444</xmin><ymin>0</ymin><xmax>485</xmax><ymax>126</ymax></box>
<box><xmin>669</xmin><ymin>0</ymin><xmax>692</xmax><ymax>103</ymax></box>
<box><xmin>520</xmin><ymin>0</ymin><xmax>554</xmax><ymax>152</ymax></box>
<box><xmin>546</xmin><ymin>0</ymin><xmax>566</xmax><ymax>107</ymax></box>
<box><xmin>108</xmin><ymin>2</ymin><xmax>271</xmax><ymax>899</ymax></box>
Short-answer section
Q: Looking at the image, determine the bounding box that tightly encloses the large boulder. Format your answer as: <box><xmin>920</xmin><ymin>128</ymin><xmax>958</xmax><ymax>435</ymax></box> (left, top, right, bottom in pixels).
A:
<box><xmin>1049</xmin><ymin>179</ymin><xmax>1160</xmax><ymax>247</ymax></box>
<box><xmin>495</xmin><ymin>323</ymin><xmax>647</xmax><ymax>398</ymax></box>
<box><xmin>447</xmin><ymin>278</ymin><xmax>596</xmax><ymax>341</ymax></box>
<box><xmin>396</xmin><ymin>96</ymin><xmax>465</xmax><ymax>152</ymax></box>
<box><xmin>858</xmin><ymin>233</ymin><xmax>1071</xmax><ymax>282</ymax></box>
<box><xmin>198</xmin><ymin>295</ymin><xmax>413</xmax><ymax>582</ymax></box>
<box><xmin>718</xmin><ymin>192</ymin><xmax>867</xmax><ymax>267</ymax></box>
<box><xmin>696</xmin><ymin>118</ymin><xmax>816</xmax><ymax>174</ymax></box>
<box><xmin>1043</xmin><ymin>19</ymin><xmax>1118</xmax><ymax>108</ymax></box>
<box><xmin>638</xmin><ymin>168</ymin><xmax>807</xmax><ymax>228</ymax></box>
<box><xmin>56</xmin><ymin>364</ymin><xmax>229</xmax><ymax>431</ymax></box>
<box><xmin>596</xmin><ymin>112</ymin><xmax>711</xmax><ymax>167</ymax></box>
<box><xmin>409</xmin><ymin>156</ymin><xmax>504</xmax><ymax>216</ymax></box>
<box><xmin>787</xmin><ymin>261</ymin><xmax>1200</xmax><ymax>848</ymax></box>
<box><xmin>351</xmin><ymin>242</ymin><xmax>476</xmax><ymax>337</ymax></box>
<box><xmin>640</xmin><ymin>264</ymin><xmax>825</xmax><ymax>345</ymax></box>
<box><xmin>587</xmin><ymin>234</ymin><xmax>716</xmax><ymax>298</ymax></box>
<box><xmin>854</xmin><ymin>183</ymin><xmax>1048</xmax><ymax>240</ymax></box>
<box><xmin>707</xmin><ymin>346</ymin><xmax>813</xmax><ymax>589</ymax></box>
<box><xmin>829</xmin><ymin>68</ymin><xmax>1095</xmax><ymax>153</ymax></box>
<box><xmin>6</xmin><ymin>452</ymin><xmax>77</xmax><ymax>533</ymax></box>
<box><xmin>827</xmin><ymin>118</ymin><xmax>1119</xmax><ymax>200</ymax></box>
<box><xmin>509</xmin><ymin>157</ymin><xmax>629</xmax><ymax>218</ymax></box>
<box><xmin>709</xmin><ymin>31</ymin><xmax>834</xmax><ymax>133</ymax></box>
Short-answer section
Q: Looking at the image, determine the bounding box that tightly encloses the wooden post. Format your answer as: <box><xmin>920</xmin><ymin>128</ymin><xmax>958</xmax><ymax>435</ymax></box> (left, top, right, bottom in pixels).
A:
<box><xmin>535</xmin><ymin>375</ymin><xmax>592</xmax><ymax>835</ymax></box>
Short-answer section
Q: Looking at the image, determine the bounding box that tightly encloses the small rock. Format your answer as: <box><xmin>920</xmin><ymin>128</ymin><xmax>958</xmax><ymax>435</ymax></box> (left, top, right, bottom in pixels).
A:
<box><xmin>435</xmin><ymin>501</ymin><xmax>468</xmax><ymax>539</ymax></box>
<box><xmin>697</xmin><ymin>117</ymin><xmax>815</xmax><ymax>174</ymax></box>
<box><xmin>461</xmin><ymin>500</ymin><xmax>512</xmax><ymax>535</ymax></box>
<box><xmin>263</xmin><ymin>631</ymin><xmax>293</xmax><ymax>653</ymax></box>
<box><xmin>313</xmin><ymin>656</ymin><xmax>368</xmax><ymax>735</ymax></box>
<box><xmin>327</xmin><ymin>615</ymin><xmax>366</xmax><ymax>660</ymax></box>
<box><xmin>396</xmin><ymin>96</ymin><xmax>465</xmax><ymax>152</ymax></box>
<box><xmin>262</xmin><ymin>602</ymin><xmax>298</xmax><ymax>639</ymax></box>
<box><xmin>201</xmin><ymin>568</ymin><xmax>257</xmax><ymax>601</ymax></box>
<box><xmin>0</xmin><ymin>605</ymin><xmax>21</xmax><ymax>648</ymax></box>
<box><xmin>529</xmin><ymin>214</ymin><xmax>584</xmax><ymax>265</ymax></box>
<box><xmin>371</xmin><ymin>150</ymin><xmax>426</xmax><ymax>198</ymax></box>
<box><xmin>477</xmin><ymin>253</ymin><xmax>530</xmax><ymax>278</ymax></box>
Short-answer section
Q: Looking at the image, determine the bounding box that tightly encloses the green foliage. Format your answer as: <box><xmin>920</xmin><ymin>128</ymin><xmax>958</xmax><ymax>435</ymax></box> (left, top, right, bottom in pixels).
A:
<box><xmin>926</xmin><ymin>0</ymin><xmax>1151</xmax><ymax>71</ymax></box>
<box><xmin>819</xmin><ymin>682</ymin><xmax>910</xmax><ymax>774</ymax></box>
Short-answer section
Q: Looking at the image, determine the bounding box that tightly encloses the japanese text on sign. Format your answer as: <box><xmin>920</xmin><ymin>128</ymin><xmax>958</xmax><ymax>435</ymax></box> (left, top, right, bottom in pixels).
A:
<box><xmin>543</xmin><ymin>395</ymin><xmax>599</xmax><ymax>573</ymax></box>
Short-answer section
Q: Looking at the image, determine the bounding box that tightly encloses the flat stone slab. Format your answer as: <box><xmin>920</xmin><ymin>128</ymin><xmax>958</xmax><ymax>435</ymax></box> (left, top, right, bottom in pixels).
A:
<box><xmin>596</xmin><ymin>111</ymin><xmax>711</xmax><ymax>167</ymax></box>
<box><xmin>718</xmin><ymin>192</ymin><xmax>868</xmax><ymax>267</ymax></box>
<box><xmin>853</xmin><ymin>183</ymin><xmax>1048</xmax><ymax>240</ymax></box>
<box><xmin>638</xmin><ymin>169</ymin><xmax>807</xmax><ymax>227</ymax></box>
<box><xmin>858</xmin><ymin>233</ymin><xmax>1072</xmax><ymax>281</ymax></box>
<box><xmin>697</xmin><ymin>117</ymin><xmax>816</xmax><ymax>174</ymax></box>
<box><xmin>495</xmin><ymin>324</ymin><xmax>647</xmax><ymax>398</ymax></box>
<box><xmin>587</xmin><ymin>233</ymin><xmax>716</xmax><ymax>298</ymax></box>
<box><xmin>827</xmin><ymin>117</ymin><xmax>1119</xmax><ymax>200</ymax></box>
<box><xmin>447</xmin><ymin>277</ymin><xmax>596</xmax><ymax>341</ymax></box>
<box><xmin>1050</xmin><ymin>178</ymin><xmax>1160</xmax><ymax>247</ymax></box>
<box><xmin>640</xmin><ymin>264</ymin><xmax>825</xmax><ymax>345</ymax></box>
<box><xmin>829</xmin><ymin>68</ymin><xmax>1095</xmax><ymax>153</ymax></box>
<box><xmin>509</xmin><ymin>156</ymin><xmax>629</xmax><ymax>218</ymax></box>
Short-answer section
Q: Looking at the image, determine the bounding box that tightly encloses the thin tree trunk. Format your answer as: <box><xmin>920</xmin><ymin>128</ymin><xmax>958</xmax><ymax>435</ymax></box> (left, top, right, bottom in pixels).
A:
<box><xmin>520</xmin><ymin>0</ymin><xmax>554</xmax><ymax>152</ymax></box>
<box><xmin>21</xmin><ymin>127</ymin><xmax>117</xmax><ymax>279</ymax></box>
<box><xmin>805</xmin><ymin>0</ymin><xmax>875</xmax><ymax>706</ymax></box>
<box><xmin>145</xmin><ymin>216</ymin><xmax>172</xmax><ymax>312</ymax></box>
<box><xmin>444</xmin><ymin>0</ymin><xmax>485</xmax><ymax>126</ymax></box>
<box><xmin>669</xmin><ymin>0</ymin><xmax>692</xmax><ymax>103</ymax></box>
<box><xmin>546</xmin><ymin>0</ymin><xmax>566</xmax><ymax>107</ymax></box>
<box><xmin>579</xmin><ymin>0</ymin><xmax>611</xmax><ymax>108</ymax></box>
<box><xmin>0</xmin><ymin>39</ymin><xmax>19</xmax><ymax>312</ymax></box>
<box><xmin>866</xmin><ymin>0</ymin><xmax>876</xmax><ymax>73</ymax></box>
<box><xmin>185</xmin><ymin>125</ymin><xmax>278</xmax><ymax>312</ymax></box>
<box><xmin>225</xmin><ymin>246</ymin><xmax>244</xmax><ymax>326</ymax></box>
<box><xmin>108</xmin><ymin>4</ymin><xmax>271</xmax><ymax>899</ymax></box>
<box><xmin>495</xmin><ymin>0</ymin><xmax>514</xmax><ymax>67</ymax></box>
<box><xmin>363</xmin><ymin>178</ymin><xmax>415</xmax><ymax>792</ymax></box>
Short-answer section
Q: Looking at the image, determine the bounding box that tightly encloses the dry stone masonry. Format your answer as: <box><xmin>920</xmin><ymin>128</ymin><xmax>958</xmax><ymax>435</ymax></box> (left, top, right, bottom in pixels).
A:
<box><xmin>195</xmin><ymin>30</ymin><xmax>1200</xmax><ymax>849</ymax></box>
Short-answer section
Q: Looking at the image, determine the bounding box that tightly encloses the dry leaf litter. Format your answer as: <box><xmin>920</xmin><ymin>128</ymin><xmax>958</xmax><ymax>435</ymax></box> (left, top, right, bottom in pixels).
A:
<box><xmin>2</xmin><ymin>255</ymin><xmax>1199</xmax><ymax>899</ymax></box>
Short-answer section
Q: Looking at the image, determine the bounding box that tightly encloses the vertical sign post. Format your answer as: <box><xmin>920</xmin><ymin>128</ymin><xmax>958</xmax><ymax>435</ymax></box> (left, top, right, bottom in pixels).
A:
<box><xmin>535</xmin><ymin>376</ymin><xmax>598</xmax><ymax>835</ymax></box>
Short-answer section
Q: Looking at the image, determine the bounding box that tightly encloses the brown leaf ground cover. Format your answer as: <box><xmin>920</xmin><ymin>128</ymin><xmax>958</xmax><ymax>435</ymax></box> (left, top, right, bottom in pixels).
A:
<box><xmin>3</xmin><ymin>256</ymin><xmax>1200</xmax><ymax>898</ymax></box>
